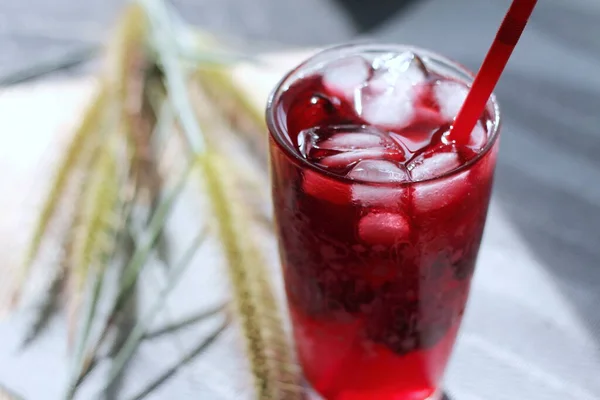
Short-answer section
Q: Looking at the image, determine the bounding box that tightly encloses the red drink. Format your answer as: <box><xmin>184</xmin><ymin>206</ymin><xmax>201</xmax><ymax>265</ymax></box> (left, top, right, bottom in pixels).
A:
<box><xmin>266</xmin><ymin>45</ymin><xmax>500</xmax><ymax>400</ymax></box>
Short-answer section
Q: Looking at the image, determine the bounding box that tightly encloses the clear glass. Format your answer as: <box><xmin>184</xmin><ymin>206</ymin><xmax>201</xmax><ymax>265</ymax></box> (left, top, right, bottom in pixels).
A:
<box><xmin>266</xmin><ymin>43</ymin><xmax>501</xmax><ymax>400</ymax></box>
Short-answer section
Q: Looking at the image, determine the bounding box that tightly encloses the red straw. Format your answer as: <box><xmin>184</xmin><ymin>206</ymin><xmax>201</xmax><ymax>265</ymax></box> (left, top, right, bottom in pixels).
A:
<box><xmin>450</xmin><ymin>0</ymin><xmax>538</xmax><ymax>144</ymax></box>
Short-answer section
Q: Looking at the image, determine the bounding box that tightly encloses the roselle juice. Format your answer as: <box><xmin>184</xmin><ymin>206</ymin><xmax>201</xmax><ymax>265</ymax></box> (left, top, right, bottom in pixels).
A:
<box><xmin>266</xmin><ymin>45</ymin><xmax>500</xmax><ymax>400</ymax></box>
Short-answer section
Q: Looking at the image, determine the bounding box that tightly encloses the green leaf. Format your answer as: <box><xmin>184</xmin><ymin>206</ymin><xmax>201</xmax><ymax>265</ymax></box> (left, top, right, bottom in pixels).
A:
<box><xmin>143</xmin><ymin>302</ymin><xmax>226</xmax><ymax>340</ymax></box>
<box><xmin>124</xmin><ymin>317</ymin><xmax>230</xmax><ymax>400</ymax></box>
<box><xmin>199</xmin><ymin>152</ymin><xmax>302</xmax><ymax>400</ymax></box>
<box><xmin>139</xmin><ymin>0</ymin><xmax>206</xmax><ymax>154</ymax></box>
<box><xmin>69</xmin><ymin>162</ymin><xmax>194</xmax><ymax>393</ymax></box>
<box><xmin>137</xmin><ymin>0</ymin><xmax>302</xmax><ymax>396</ymax></box>
<box><xmin>101</xmin><ymin>226</ymin><xmax>208</xmax><ymax>391</ymax></box>
<box><xmin>20</xmin><ymin>268</ymin><xmax>65</xmax><ymax>349</ymax></box>
<box><xmin>104</xmin><ymin>231</ymin><xmax>138</xmax><ymax>400</ymax></box>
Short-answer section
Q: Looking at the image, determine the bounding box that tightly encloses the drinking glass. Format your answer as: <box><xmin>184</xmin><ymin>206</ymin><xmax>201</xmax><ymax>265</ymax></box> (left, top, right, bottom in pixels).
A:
<box><xmin>266</xmin><ymin>43</ymin><xmax>501</xmax><ymax>400</ymax></box>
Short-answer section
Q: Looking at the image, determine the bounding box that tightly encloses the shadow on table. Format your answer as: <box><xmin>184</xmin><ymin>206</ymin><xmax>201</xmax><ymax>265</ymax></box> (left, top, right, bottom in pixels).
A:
<box><xmin>491</xmin><ymin>70</ymin><xmax>600</xmax><ymax>346</ymax></box>
<box><xmin>331</xmin><ymin>0</ymin><xmax>424</xmax><ymax>32</ymax></box>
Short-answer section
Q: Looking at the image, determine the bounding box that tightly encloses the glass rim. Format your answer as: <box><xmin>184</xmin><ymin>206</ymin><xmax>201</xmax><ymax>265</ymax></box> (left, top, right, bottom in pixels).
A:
<box><xmin>265</xmin><ymin>42</ymin><xmax>502</xmax><ymax>187</ymax></box>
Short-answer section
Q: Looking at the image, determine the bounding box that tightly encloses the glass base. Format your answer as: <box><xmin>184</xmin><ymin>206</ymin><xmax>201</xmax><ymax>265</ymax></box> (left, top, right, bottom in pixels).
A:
<box><xmin>304</xmin><ymin>381</ymin><xmax>446</xmax><ymax>400</ymax></box>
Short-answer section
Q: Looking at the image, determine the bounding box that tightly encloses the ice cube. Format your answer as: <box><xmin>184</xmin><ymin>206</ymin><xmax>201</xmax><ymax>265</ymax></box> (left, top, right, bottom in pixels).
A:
<box><xmin>301</xmin><ymin>125</ymin><xmax>400</xmax><ymax>163</ymax></box>
<box><xmin>358</xmin><ymin>212</ymin><xmax>411</xmax><ymax>246</ymax></box>
<box><xmin>469</xmin><ymin>121</ymin><xmax>487</xmax><ymax>151</ymax></box>
<box><xmin>437</xmin><ymin>121</ymin><xmax>487</xmax><ymax>151</ymax></box>
<box><xmin>319</xmin><ymin>133</ymin><xmax>386</xmax><ymax>151</ymax></box>
<box><xmin>408</xmin><ymin>149</ymin><xmax>462</xmax><ymax>182</ymax></box>
<box><xmin>360</xmin><ymin>91</ymin><xmax>415</xmax><ymax>129</ymax></box>
<box><xmin>347</xmin><ymin>160</ymin><xmax>409</xmax><ymax>183</ymax></box>
<box><xmin>411</xmin><ymin>170</ymin><xmax>471</xmax><ymax>213</ymax></box>
<box><xmin>298</xmin><ymin>128</ymin><xmax>320</xmax><ymax>158</ymax></box>
<box><xmin>372</xmin><ymin>52</ymin><xmax>428</xmax><ymax>87</ymax></box>
<box><xmin>323</xmin><ymin>56</ymin><xmax>370</xmax><ymax>100</ymax></box>
<box><xmin>320</xmin><ymin>148</ymin><xmax>391</xmax><ymax>169</ymax></box>
<box><xmin>433</xmin><ymin>80</ymin><xmax>469</xmax><ymax>121</ymax></box>
<box><xmin>412</xmin><ymin>82</ymin><xmax>448</xmax><ymax>127</ymax></box>
<box><xmin>303</xmin><ymin>169</ymin><xmax>350</xmax><ymax>205</ymax></box>
<box><xmin>358</xmin><ymin>52</ymin><xmax>428</xmax><ymax>129</ymax></box>
<box><xmin>352</xmin><ymin>185</ymin><xmax>406</xmax><ymax>208</ymax></box>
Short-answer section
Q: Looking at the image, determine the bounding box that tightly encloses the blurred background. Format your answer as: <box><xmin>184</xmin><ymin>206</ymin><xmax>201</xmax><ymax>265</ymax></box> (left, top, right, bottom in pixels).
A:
<box><xmin>1</xmin><ymin>0</ymin><xmax>599</xmax><ymax>399</ymax></box>
<box><xmin>0</xmin><ymin>0</ymin><xmax>598</xmax><ymax>71</ymax></box>
<box><xmin>3</xmin><ymin>0</ymin><xmax>599</xmax><ymax>79</ymax></box>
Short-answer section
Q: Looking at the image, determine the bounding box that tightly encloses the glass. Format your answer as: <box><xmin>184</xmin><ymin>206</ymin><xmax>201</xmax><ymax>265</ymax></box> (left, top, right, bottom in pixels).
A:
<box><xmin>266</xmin><ymin>43</ymin><xmax>501</xmax><ymax>400</ymax></box>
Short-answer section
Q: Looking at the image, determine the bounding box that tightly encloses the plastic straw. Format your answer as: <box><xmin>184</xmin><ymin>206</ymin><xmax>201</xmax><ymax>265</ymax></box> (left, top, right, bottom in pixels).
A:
<box><xmin>450</xmin><ymin>0</ymin><xmax>538</xmax><ymax>143</ymax></box>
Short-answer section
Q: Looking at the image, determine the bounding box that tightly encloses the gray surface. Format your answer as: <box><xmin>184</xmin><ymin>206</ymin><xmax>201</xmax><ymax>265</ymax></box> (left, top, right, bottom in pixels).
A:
<box><xmin>1</xmin><ymin>0</ymin><xmax>599</xmax><ymax>399</ymax></box>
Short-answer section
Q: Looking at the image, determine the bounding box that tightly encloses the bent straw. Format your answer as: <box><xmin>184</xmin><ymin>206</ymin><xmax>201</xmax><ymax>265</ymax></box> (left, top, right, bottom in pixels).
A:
<box><xmin>450</xmin><ymin>0</ymin><xmax>538</xmax><ymax>143</ymax></box>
